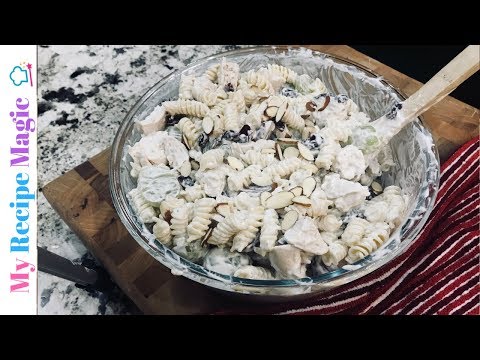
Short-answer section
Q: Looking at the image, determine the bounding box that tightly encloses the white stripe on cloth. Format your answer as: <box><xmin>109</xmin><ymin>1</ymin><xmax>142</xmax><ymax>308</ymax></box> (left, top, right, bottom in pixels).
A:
<box><xmin>440</xmin><ymin>284</ymin><xmax>479</xmax><ymax>315</ymax></box>
<box><xmin>422</xmin><ymin>268</ymin><xmax>479</xmax><ymax>315</ymax></box>
<box><xmin>407</xmin><ymin>255</ymin><xmax>478</xmax><ymax>315</ymax></box>
<box><xmin>438</xmin><ymin>150</ymin><xmax>478</xmax><ymax>194</ymax></box>
<box><xmin>359</xmin><ymin>230</ymin><xmax>475</xmax><ymax>314</ymax></box>
<box><xmin>386</xmin><ymin>241</ymin><xmax>478</xmax><ymax>314</ymax></box>
<box><xmin>277</xmin><ymin>293</ymin><xmax>368</xmax><ymax>315</ymax></box>
<box><xmin>439</xmin><ymin>141</ymin><xmax>477</xmax><ymax>186</ymax></box>
<box><xmin>442</xmin><ymin>197</ymin><xmax>479</xmax><ymax>223</ymax></box>
<box><xmin>415</xmin><ymin>224</ymin><xmax>478</xmax><ymax>279</ymax></box>
<box><xmin>388</xmin><ymin>233</ymin><xmax>477</xmax><ymax>314</ymax></box>
<box><xmin>443</xmin><ymin>191</ymin><xmax>478</xmax><ymax>218</ymax></box>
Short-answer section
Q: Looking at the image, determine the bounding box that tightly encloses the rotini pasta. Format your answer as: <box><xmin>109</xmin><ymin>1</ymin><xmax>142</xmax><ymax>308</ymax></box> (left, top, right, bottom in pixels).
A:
<box><xmin>231</xmin><ymin>205</ymin><xmax>264</xmax><ymax>252</ymax></box>
<box><xmin>177</xmin><ymin>117</ymin><xmax>200</xmax><ymax>147</ymax></box>
<box><xmin>264</xmin><ymin>157</ymin><xmax>303</xmax><ymax>178</ymax></box>
<box><xmin>170</xmin><ymin>205</ymin><xmax>190</xmax><ymax>239</ymax></box>
<box><xmin>128</xmin><ymin>188</ymin><xmax>157</xmax><ymax>223</ymax></box>
<box><xmin>234</xmin><ymin>265</ymin><xmax>273</xmax><ymax>280</ymax></box>
<box><xmin>223</xmin><ymin>102</ymin><xmax>240</xmax><ymax>132</ymax></box>
<box><xmin>259</xmin><ymin>209</ymin><xmax>280</xmax><ymax>252</ymax></box>
<box><xmin>187</xmin><ymin>198</ymin><xmax>217</xmax><ymax>242</ymax></box>
<box><xmin>199</xmin><ymin>148</ymin><xmax>225</xmax><ymax>172</ymax></box>
<box><xmin>153</xmin><ymin>217</ymin><xmax>172</xmax><ymax>245</ymax></box>
<box><xmin>346</xmin><ymin>222</ymin><xmax>390</xmax><ymax>263</ymax></box>
<box><xmin>227</xmin><ymin>165</ymin><xmax>261</xmax><ymax>192</ymax></box>
<box><xmin>267</xmin><ymin>64</ymin><xmax>298</xmax><ymax>84</ymax></box>
<box><xmin>208</xmin><ymin>210</ymin><xmax>249</xmax><ymax>246</ymax></box>
<box><xmin>241</xmin><ymin>149</ymin><xmax>276</xmax><ymax>168</ymax></box>
<box><xmin>127</xmin><ymin>57</ymin><xmax>408</xmax><ymax>280</ymax></box>
<box><xmin>244</xmin><ymin>70</ymin><xmax>274</xmax><ymax>95</ymax></box>
<box><xmin>178</xmin><ymin>74</ymin><xmax>195</xmax><ymax>100</ymax></box>
<box><xmin>163</xmin><ymin>99</ymin><xmax>209</xmax><ymax>118</ymax></box>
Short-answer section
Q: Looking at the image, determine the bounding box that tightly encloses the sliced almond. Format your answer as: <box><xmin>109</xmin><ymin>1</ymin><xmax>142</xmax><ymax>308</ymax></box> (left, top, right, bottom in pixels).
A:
<box><xmin>277</xmin><ymin>137</ymin><xmax>298</xmax><ymax>145</ymax></box>
<box><xmin>318</xmin><ymin>95</ymin><xmax>330</xmax><ymax>111</ymax></box>
<box><xmin>290</xmin><ymin>186</ymin><xmax>303</xmax><ymax>197</ymax></box>
<box><xmin>297</xmin><ymin>142</ymin><xmax>314</xmax><ymax>161</ymax></box>
<box><xmin>275</xmin><ymin>101</ymin><xmax>288</xmax><ymax>122</ymax></box>
<box><xmin>260</xmin><ymin>191</ymin><xmax>272</xmax><ymax>206</ymax></box>
<box><xmin>283</xmin><ymin>146</ymin><xmax>299</xmax><ymax>159</ymax></box>
<box><xmin>281</xmin><ymin>210</ymin><xmax>299</xmax><ymax>231</ymax></box>
<box><xmin>203</xmin><ymin>117</ymin><xmax>214</xmax><ymax>135</ymax></box>
<box><xmin>265</xmin><ymin>191</ymin><xmax>295</xmax><ymax>209</ymax></box>
<box><xmin>303</xmin><ymin>162</ymin><xmax>319</xmax><ymax>173</ymax></box>
<box><xmin>302</xmin><ymin>177</ymin><xmax>316</xmax><ymax>197</ymax></box>
<box><xmin>180</xmin><ymin>161</ymin><xmax>192</xmax><ymax>177</ymax></box>
<box><xmin>306</xmin><ymin>101</ymin><xmax>317</xmax><ymax>112</ymax></box>
<box><xmin>300</xmin><ymin>114</ymin><xmax>310</xmax><ymax>120</ymax></box>
<box><xmin>227</xmin><ymin>156</ymin><xmax>244</xmax><ymax>171</ymax></box>
<box><xmin>261</xmin><ymin>148</ymin><xmax>276</xmax><ymax>155</ymax></box>
<box><xmin>251</xmin><ymin>174</ymin><xmax>273</xmax><ymax>187</ymax></box>
<box><xmin>265</xmin><ymin>106</ymin><xmax>278</xmax><ymax>118</ymax></box>
<box><xmin>182</xmin><ymin>134</ymin><xmax>191</xmax><ymax>150</ymax></box>
<box><xmin>275</xmin><ymin>143</ymin><xmax>283</xmax><ymax>160</ymax></box>
<box><xmin>262</xmin><ymin>114</ymin><xmax>270</xmax><ymax>121</ymax></box>
<box><xmin>371</xmin><ymin>181</ymin><xmax>383</xmax><ymax>194</ymax></box>
<box><xmin>215</xmin><ymin>203</ymin><xmax>231</xmax><ymax>217</ymax></box>
<box><xmin>201</xmin><ymin>227</ymin><xmax>214</xmax><ymax>247</ymax></box>
<box><xmin>268</xmin><ymin>96</ymin><xmax>283</xmax><ymax>107</ymax></box>
<box><xmin>292</xmin><ymin>195</ymin><xmax>312</xmax><ymax>206</ymax></box>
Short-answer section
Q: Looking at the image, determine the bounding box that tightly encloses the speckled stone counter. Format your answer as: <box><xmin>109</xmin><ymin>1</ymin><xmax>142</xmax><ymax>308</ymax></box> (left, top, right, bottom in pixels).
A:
<box><xmin>38</xmin><ymin>45</ymin><xmax>245</xmax><ymax>314</ymax></box>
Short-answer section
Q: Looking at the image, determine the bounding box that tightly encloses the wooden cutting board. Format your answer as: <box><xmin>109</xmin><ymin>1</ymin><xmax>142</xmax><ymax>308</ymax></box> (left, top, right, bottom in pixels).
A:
<box><xmin>42</xmin><ymin>45</ymin><xmax>479</xmax><ymax>315</ymax></box>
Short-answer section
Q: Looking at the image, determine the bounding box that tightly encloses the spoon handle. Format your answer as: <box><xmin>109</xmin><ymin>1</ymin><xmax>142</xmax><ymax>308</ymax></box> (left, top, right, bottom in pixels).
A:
<box><xmin>373</xmin><ymin>45</ymin><xmax>479</xmax><ymax>142</ymax></box>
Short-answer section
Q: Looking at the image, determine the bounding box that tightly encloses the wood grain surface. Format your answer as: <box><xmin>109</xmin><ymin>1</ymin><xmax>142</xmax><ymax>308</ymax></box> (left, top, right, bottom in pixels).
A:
<box><xmin>42</xmin><ymin>46</ymin><xmax>480</xmax><ymax>315</ymax></box>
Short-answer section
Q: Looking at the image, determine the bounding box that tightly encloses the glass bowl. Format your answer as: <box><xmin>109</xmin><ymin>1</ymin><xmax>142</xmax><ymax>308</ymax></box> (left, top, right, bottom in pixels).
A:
<box><xmin>110</xmin><ymin>46</ymin><xmax>440</xmax><ymax>301</ymax></box>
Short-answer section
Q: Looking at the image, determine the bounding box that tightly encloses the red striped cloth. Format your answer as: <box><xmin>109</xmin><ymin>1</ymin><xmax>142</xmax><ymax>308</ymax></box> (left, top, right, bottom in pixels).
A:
<box><xmin>219</xmin><ymin>136</ymin><xmax>480</xmax><ymax>315</ymax></box>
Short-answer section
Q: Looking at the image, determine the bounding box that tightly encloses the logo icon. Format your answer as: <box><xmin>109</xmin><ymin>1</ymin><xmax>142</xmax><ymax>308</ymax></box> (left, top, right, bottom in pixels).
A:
<box><xmin>10</xmin><ymin>62</ymin><xmax>33</xmax><ymax>87</ymax></box>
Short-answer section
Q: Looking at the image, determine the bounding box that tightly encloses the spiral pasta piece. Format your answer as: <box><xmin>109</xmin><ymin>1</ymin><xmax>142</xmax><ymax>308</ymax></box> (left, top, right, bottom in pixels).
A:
<box><xmin>153</xmin><ymin>217</ymin><xmax>172</xmax><ymax>245</ymax></box>
<box><xmin>259</xmin><ymin>209</ymin><xmax>280</xmax><ymax>252</ymax></box>
<box><xmin>264</xmin><ymin>157</ymin><xmax>303</xmax><ymax>179</ymax></box>
<box><xmin>244</xmin><ymin>70</ymin><xmax>274</xmax><ymax>94</ymax></box>
<box><xmin>267</xmin><ymin>63</ymin><xmax>298</xmax><ymax>84</ymax></box>
<box><xmin>231</xmin><ymin>206</ymin><xmax>264</xmax><ymax>252</ymax></box>
<box><xmin>241</xmin><ymin>149</ymin><xmax>276</xmax><ymax>168</ymax></box>
<box><xmin>341</xmin><ymin>217</ymin><xmax>370</xmax><ymax>245</ymax></box>
<box><xmin>223</xmin><ymin>103</ymin><xmax>240</xmax><ymax>132</ymax></box>
<box><xmin>170</xmin><ymin>205</ymin><xmax>190</xmax><ymax>241</ymax></box>
<box><xmin>346</xmin><ymin>222</ymin><xmax>390</xmax><ymax>263</ymax></box>
<box><xmin>187</xmin><ymin>198</ymin><xmax>217</xmax><ymax>242</ymax></box>
<box><xmin>208</xmin><ymin>210</ymin><xmax>249</xmax><ymax>245</ymax></box>
<box><xmin>179</xmin><ymin>74</ymin><xmax>195</xmax><ymax>99</ymax></box>
<box><xmin>163</xmin><ymin>99</ymin><xmax>209</xmax><ymax>118</ymax></box>
<box><xmin>282</xmin><ymin>104</ymin><xmax>305</xmax><ymax>130</ymax></box>
<box><xmin>128</xmin><ymin>188</ymin><xmax>156</xmax><ymax>223</ymax></box>
<box><xmin>177</xmin><ymin>117</ymin><xmax>200</xmax><ymax>147</ymax></box>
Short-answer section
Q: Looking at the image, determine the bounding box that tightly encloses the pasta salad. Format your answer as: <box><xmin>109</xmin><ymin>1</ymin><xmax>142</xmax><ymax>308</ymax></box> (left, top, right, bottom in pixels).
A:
<box><xmin>126</xmin><ymin>58</ymin><xmax>407</xmax><ymax>280</ymax></box>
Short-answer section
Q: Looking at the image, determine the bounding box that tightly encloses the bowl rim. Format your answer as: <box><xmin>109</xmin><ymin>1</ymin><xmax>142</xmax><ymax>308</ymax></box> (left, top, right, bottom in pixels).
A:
<box><xmin>109</xmin><ymin>46</ymin><xmax>440</xmax><ymax>294</ymax></box>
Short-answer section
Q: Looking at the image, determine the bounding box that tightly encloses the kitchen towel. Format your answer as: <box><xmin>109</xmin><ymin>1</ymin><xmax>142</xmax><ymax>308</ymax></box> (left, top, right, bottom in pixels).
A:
<box><xmin>219</xmin><ymin>136</ymin><xmax>479</xmax><ymax>315</ymax></box>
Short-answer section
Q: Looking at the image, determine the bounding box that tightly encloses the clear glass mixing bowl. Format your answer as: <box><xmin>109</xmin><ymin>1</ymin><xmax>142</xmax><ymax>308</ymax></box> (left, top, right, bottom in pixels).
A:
<box><xmin>110</xmin><ymin>46</ymin><xmax>440</xmax><ymax>301</ymax></box>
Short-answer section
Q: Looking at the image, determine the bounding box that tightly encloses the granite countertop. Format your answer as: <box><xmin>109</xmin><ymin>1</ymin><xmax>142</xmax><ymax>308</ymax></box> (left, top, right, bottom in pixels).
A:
<box><xmin>38</xmin><ymin>45</ymin><xmax>245</xmax><ymax>315</ymax></box>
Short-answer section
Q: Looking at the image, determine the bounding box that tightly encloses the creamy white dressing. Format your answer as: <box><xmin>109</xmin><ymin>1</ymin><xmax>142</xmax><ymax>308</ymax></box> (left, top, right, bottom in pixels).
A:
<box><xmin>124</xmin><ymin>52</ymin><xmax>438</xmax><ymax>290</ymax></box>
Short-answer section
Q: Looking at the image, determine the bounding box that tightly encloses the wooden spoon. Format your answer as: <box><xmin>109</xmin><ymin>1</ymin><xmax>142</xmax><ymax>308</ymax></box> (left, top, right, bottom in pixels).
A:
<box><xmin>372</xmin><ymin>45</ymin><xmax>479</xmax><ymax>145</ymax></box>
